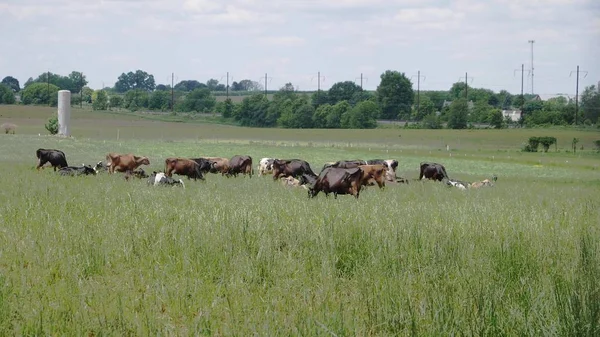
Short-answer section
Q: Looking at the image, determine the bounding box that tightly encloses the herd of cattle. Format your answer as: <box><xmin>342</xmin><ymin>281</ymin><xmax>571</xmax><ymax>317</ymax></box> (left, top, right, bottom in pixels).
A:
<box><xmin>35</xmin><ymin>148</ymin><xmax>496</xmax><ymax>198</ymax></box>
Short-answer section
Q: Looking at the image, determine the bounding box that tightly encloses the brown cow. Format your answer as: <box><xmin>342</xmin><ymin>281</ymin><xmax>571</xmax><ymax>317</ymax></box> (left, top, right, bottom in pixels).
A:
<box><xmin>106</xmin><ymin>153</ymin><xmax>150</xmax><ymax>174</ymax></box>
<box><xmin>164</xmin><ymin>157</ymin><xmax>205</xmax><ymax>181</ymax></box>
<box><xmin>308</xmin><ymin>167</ymin><xmax>363</xmax><ymax>199</ymax></box>
<box><xmin>228</xmin><ymin>155</ymin><xmax>253</xmax><ymax>178</ymax></box>
<box><xmin>272</xmin><ymin>159</ymin><xmax>317</xmax><ymax>181</ymax></box>
<box><xmin>203</xmin><ymin>157</ymin><xmax>230</xmax><ymax>176</ymax></box>
<box><xmin>358</xmin><ymin>164</ymin><xmax>388</xmax><ymax>189</ymax></box>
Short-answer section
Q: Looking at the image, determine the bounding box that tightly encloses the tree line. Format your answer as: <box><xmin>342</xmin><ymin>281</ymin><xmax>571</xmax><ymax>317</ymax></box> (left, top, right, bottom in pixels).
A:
<box><xmin>1</xmin><ymin>69</ymin><xmax>599</xmax><ymax>129</ymax></box>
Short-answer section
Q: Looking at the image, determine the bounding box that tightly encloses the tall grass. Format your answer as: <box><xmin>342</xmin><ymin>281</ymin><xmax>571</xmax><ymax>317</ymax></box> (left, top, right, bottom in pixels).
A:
<box><xmin>0</xmin><ymin>158</ymin><xmax>598</xmax><ymax>335</ymax></box>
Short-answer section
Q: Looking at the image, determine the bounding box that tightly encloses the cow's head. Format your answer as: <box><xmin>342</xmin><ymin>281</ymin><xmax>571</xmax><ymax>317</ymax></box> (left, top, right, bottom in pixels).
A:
<box><xmin>139</xmin><ymin>157</ymin><xmax>150</xmax><ymax>165</ymax></box>
<box><xmin>271</xmin><ymin>160</ymin><xmax>286</xmax><ymax>179</ymax></box>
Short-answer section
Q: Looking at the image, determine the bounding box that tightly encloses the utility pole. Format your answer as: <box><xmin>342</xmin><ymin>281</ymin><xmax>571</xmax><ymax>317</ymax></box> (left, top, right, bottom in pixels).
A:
<box><xmin>80</xmin><ymin>72</ymin><xmax>83</xmax><ymax>108</ymax></box>
<box><xmin>354</xmin><ymin>73</ymin><xmax>369</xmax><ymax>90</ymax></box>
<box><xmin>171</xmin><ymin>72</ymin><xmax>174</xmax><ymax>112</ymax></box>
<box><xmin>458</xmin><ymin>73</ymin><xmax>473</xmax><ymax>100</ymax></box>
<box><xmin>318</xmin><ymin>71</ymin><xmax>321</xmax><ymax>93</ymax></box>
<box><xmin>528</xmin><ymin>40</ymin><xmax>535</xmax><ymax>94</ymax></box>
<box><xmin>513</xmin><ymin>64</ymin><xmax>530</xmax><ymax>105</ymax></box>
<box><xmin>570</xmin><ymin>65</ymin><xmax>588</xmax><ymax>125</ymax></box>
<box><xmin>264</xmin><ymin>73</ymin><xmax>267</xmax><ymax>96</ymax></box>
<box><xmin>47</xmin><ymin>70</ymin><xmax>50</xmax><ymax>106</ymax></box>
<box><xmin>411</xmin><ymin>71</ymin><xmax>426</xmax><ymax>118</ymax></box>
<box><xmin>226</xmin><ymin>71</ymin><xmax>229</xmax><ymax>99</ymax></box>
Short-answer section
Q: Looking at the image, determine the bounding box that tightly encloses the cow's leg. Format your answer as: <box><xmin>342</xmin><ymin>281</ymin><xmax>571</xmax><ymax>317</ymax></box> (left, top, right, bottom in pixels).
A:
<box><xmin>36</xmin><ymin>159</ymin><xmax>47</xmax><ymax>171</ymax></box>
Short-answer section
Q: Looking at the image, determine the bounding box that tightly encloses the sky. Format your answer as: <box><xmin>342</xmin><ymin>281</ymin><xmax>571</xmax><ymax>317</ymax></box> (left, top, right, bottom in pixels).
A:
<box><xmin>1</xmin><ymin>0</ymin><xmax>599</xmax><ymax>97</ymax></box>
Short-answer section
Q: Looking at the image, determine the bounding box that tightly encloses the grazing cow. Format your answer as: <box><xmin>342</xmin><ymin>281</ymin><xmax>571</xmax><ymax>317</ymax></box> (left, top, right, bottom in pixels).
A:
<box><xmin>272</xmin><ymin>159</ymin><xmax>317</xmax><ymax>181</ymax></box>
<box><xmin>124</xmin><ymin>168</ymin><xmax>150</xmax><ymax>181</ymax></box>
<box><xmin>203</xmin><ymin>157</ymin><xmax>230</xmax><ymax>176</ymax></box>
<box><xmin>258</xmin><ymin>158</ymin><xmax>277</xmax><ymax>176</ymax></box>
<box><xmin>190</xmin><ymin>158</ymin><xmax>213</xmax><ymax>173</ymax></box>
<box><xmin>165</xmin><ymin>158</ymin><xmax>205</xmax><ymax>181</ymax></box>
<box><xmin>367</xmin><ymin>159</ymin><xmax>399</xmax><ymax>181</ymax></box>
<box><xmin>358</xmin><ymin>164</ymin><xmax>388</xmax><ymax>188</ymax></box>
<box><xmin>228</xmin><ymin>155</ymin><xmax>253</xmax><ymax>177</ymax></box>
<box><xmin>419</xmin><ymin>162</ymin><xmax>449</xmax><ymax>181</ymax></box>
<box><xmin>147</xmin><ymin>171</ymin><xmax>185</xmax><ymax>188</ymax></box>
<box><xmin>323</xmin><ymin>160</ymin><xmax>366</xmax><ymax>171</ymax></box>
<box><xmin>106</xmin><ymin>153</ymin><xmax>150</xmax><ymax>174</ymax></box>
<box><xmin>58</xmin><ymin>164</ymin><xmax>97</xmax><ymax>176</ymax></box>
<box><xmin>309</xmin><ymin>167</ymin><xmax>364</xmax><ymax>199</ymax></box>
<box><xmin>36</xmin><ymin>148</ymin><xmax>68</xmax><ymax>171</ymax></box>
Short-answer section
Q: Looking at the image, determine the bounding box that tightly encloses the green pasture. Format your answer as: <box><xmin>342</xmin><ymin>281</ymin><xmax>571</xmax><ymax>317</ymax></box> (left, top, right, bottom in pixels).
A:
<box><xmin>0</xmin><ymin>105</ymin><xmax>599</xmax><ymax>335</ymax></box>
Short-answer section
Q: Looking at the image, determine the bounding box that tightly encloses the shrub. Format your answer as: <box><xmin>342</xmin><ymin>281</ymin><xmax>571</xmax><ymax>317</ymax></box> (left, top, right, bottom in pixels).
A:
<box><xmin>522</xmin><ymin>136</ymin><xmax>557</xmax><ymax>152</ymax></box>
<box><xmin>1</xmin><ymin>123</ymin><xmax>16</xmax><ymax>134</ymax></box>
<box><xmin>45</xmin><ymin>114</ymin><xmax>59</xmax><ymax>135</ymax></box>
<box><xmin>594</xmin><ymin>140</ymin><xmax>600</xmax><ymax>152</ymax></box>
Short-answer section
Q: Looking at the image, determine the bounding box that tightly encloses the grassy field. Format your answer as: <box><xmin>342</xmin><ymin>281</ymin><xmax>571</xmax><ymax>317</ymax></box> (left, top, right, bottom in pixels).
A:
<box><xmin>0</xmin><ymin>105</ymin><xmax>599</xmax><ymax>335</ymax></box>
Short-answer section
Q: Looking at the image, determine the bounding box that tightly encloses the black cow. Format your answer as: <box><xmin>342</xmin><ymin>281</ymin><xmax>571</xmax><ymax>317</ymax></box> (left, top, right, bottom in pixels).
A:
<box><xmin>36</xmin><ymin>148</ymin><xmax>68</xmax><ymax>171</ymax></box>
<box><xmin>419</xmin><ymin>162</ymin><xmax>449</xmax><ymax>181</ymax></box>
<box><xmin>58</xmin><ymin>164</ymin><xmax>97</xmax><ymax>176</ymax></box>
<box><xmin>308</xmin><ymin>167</ymin><xmax>363</xmax><ymax>199</ymax></box>
<box><xmin>190</xmin><ymin>158</ymin><xmax>214</xmax><ymax>173</ymax></box>
<box><xmin>272</xmin><ymin>159</ymin><xmax>317</xmax><ymax>181</ymax></box>
<box><xmin>147</xmin><ymin>171</ymin><xmax>185</xmax><ymax>188</ymax></box>
<box><xmin>125</xmin><ymin>168</ymin><xmax>150</xmax><ymax>181</ymax></box>
<box><xmin>322</xmin><ymin>160</ymin><xmax>366</xmax><ymax>171</ymax></box>
<box><xmin>228</xmin><ymin>155</ymin><xmax>253</xmax><ymax>177</ymax></box>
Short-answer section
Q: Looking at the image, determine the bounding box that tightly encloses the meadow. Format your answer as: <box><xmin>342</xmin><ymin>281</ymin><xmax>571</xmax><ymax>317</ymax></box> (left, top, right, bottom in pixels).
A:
<box><xmin>0</xmin><ymin>105</ymin><xmax>599</xmax><ymax>335</ymax></box>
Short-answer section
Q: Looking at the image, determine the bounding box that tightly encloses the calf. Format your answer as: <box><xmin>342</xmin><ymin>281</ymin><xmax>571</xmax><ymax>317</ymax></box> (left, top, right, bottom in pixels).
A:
<box><xmin>147</xmin><ymin>171</ymin><xmax>185</xmax><ymax>188</ymax></box>
<box><xmin>258</xmin><ymin>158</ymin><xmax>277</xmax><ymax>176</ymax></box>
<box><xmin>36</xmin><ymin>148</ymin><xmax>68</xmax><ymax>171</ymax></box>
<box><xmin>124</xmin><ymin>168</ymin><xmax>150</xmax><ymax>181</ymax></box>
<box><xmin>358</xmin><ymin>164</ymin><xmax>388</xmax><ymax>188</ymax></box>
<box><xmin>58</xmin><ymin>164</ymin><xmax>97</xmax><ymax>176</ymax></box>
<box><xmin>367</xmin><ymin>159</ymin><xmax>399</xmax><ymax>181</ymax></box>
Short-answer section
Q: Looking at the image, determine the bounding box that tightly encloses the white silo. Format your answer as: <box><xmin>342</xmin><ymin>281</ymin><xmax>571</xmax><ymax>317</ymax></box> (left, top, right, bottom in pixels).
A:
<box><xmin>57</xmin><ymin>90</ymin><xmax>71</xmax><ymax>137</ymax></box>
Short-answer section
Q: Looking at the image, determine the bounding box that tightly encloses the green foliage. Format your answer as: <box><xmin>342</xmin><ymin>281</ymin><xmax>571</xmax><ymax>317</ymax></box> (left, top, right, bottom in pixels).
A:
<box><xmin>421</xmin><ymin>113</ymin><xmax>443</xmax><ymax>129</ymax></box>
<box><xmin>376</xmin><ymin>70</ymin><xmax>414</xmax><ymax>119</ymax></box>
<box><xmin>21</xmin><ymin>82</ymin><xmax>60</xmax><ymax>106</ymax></box>
<box><xmin>572</xmin><ymin>138</ymin><xmax>580</xmax><ymax>153</ymax></box>
<box><xmin>412</xmin><ymin>95</ymin><xmax>435</xmax><ymax>121</ymax></box>
<box><xmin>581</xmin><ymin>85</ymin><xmax>600</xmax><ymax>124</ymax></box>
<box><xmin>593</xmin><ymin>140</ymin><xmax>600</xmax><ymax>152</ymax></box>
<box><xmin>114</xmin><ymin>70</ymin><xmax>156</xmax><ymax>93</ymax></box>
<box><xmin>218</xmin><ymin>98</ymin><xmax>235</xmax><ymax>118</ymax></box>
<box><xmin>311</xmin><ymin>91</ymin><xmax>329</xmax><ymax>108</ymax></box>
<box><xmin>174</xmin><ymin>80</ymin><xmax>206</xmax><ymax>92</ymax></box>
<box><xmin>123</xmin><ymin>90</ymin><xmax>149</xmax><ymax>111</ymax></box>
<box><xmin>31</xmin><ymin>71</ymin><xmax>87</xmax><ymax>93</ymax></box>
<box><xmin>92</xmin><ymin>90</ymin><xmax>108</xmax><ymax>111</ymax></box>
<box><xmin>176</xmin><ymin>88</ymin><xmax>216</xmax><ymax>113</ymax></box>
<box><xmin>278</xmin><ymin>100</ymin><xmax>315</xmax><ymax>129</ymax></box>
<box><xmin>523</xmin><ymin>136</ymin><xmax>557</xmax><ymax>152</ymax></box>
<box><xmin>1</xmin><ymin>76</ymin><xmax>20</xmax><ymax>92</ymax></box>
<box><xmin>148</xmin><ymin>90</ymin><xmax>171</xmax><ymax>111</ymax></box>
<box><xmin>44</xmin><ymin>114</ymin><xmax>59</xmax><ymax>134</ymax></box>
<box><xmin>340</xmin><ymin>100</ymin><xmax>379</xmax><ymax>129</ymax></box>
<box><xmin>488</xmin><ymin>109</ymin><xmax>505</xmax><ymax>129</ymax></box>
<box><xmin>109</xmin><ymin>95</ymin><xmax>123</xmax><ymax>110</ymax></box>
<box><xmin>0</xmin><ymin>84</ymin><xmax>16</xmax><ymax>104</ymax></box>
<box><xmin>234</xmin><ymin>94</ymin><xmax>271</xmax><ymax>127</ymax></box>
<box><xmin>471</xmin><ymin>101</ymin><xmax>493</xmax><ymax>123</ymax></box>
<box><xmin>447</xmin><ymin>98</ymin><xmax>469</xmax><ymax>129</ymax></box>
<box><xmin>328</xmin><ymin>81</ymin><xmax>363</xmax><ymax>105</ymax></box>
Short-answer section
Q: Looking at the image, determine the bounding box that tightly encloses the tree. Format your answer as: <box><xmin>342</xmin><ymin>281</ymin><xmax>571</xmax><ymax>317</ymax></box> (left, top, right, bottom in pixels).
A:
<box><xmin>488</xmin><ymin>109</ymin><xmax>505</xmax><ymax>129</ymax></box>
<box><xmin>156</xmin><ymin>84</ymin><xmax>170</xmax><ymax>91</ymax></box>
<box><xmin>0</xmin><ymin>84</ymin><xmax>16</xmax><ymax>104</ymax></box>
<box><xmin>340</xmin><ymin>100</ymin><xmax>379</xmax><ymax>129</ymax></box>
<box><xmin>206</xmin><ymin>79</ymin><xmax>219</xmax><ymax>91</ymax></box>
<box><xmin>231</xmin><ymin>79</ymin><xmax>262</xmax><ymax>91</ymax></box>
<box><xmin>581</xmin><ymin>85</ymin><xmax>600</xmax><ymax>124</ymax></box>
<box><xmin>328</xmin><ymin>81</ymin><xmax>362</xmax><ymax>105</ymax></box>
<box><xmin>67</xmin><ymin>71</ymin><xmax>88</xmax><ymax>93</ymax></box>
<box><xmin>412</xmin><ymin>95</ymin><xmax>435</xmax><ymax>121</ymax></box>
<box><xmin>81</xmin><ymin>87</ymin><xmax>93</xmax><ymax>103</ymax></box>
<box><xmin>217</xmin><ymin>98</ymin><xmax>235</xmax><ymax>118</ymax></box>
<box><xmin>496</xmin><ymin>90</ymin><xmax>513</xmax><ymax>109</ymax></box>
<box><xmin>21</xmin><ymin>82</ymin><xmax>60</xmax><ymax>106</ymax></box>
<box><xmin>92</xmin><ymin>90</ymin><xmax>108</xmax><ymax>110</ymax></box>
<box><xmin>45</xmin><ymin>114</ymin><xmax>59</xmax><ymax>135</ymax></box>
<box><xmin>376</xmin><ymin>70</ymin><xmax>414</xmax><ymax>120</ymax></box>
<box><xmin>313</xmin><ymin>104</ymin><xmax>333</xmax><ymax>128</ymax></box>
<box><xmin>234</xmin><ymin>94</ymin><xmax>270</xmax><ymax>126</ymax></box>
<box><xmin>278</xmin><ymin>97</ymin><xmax>314</xmax><ymax>128</ymax></box>
<box><xmin>422</xmin><ymin>113</ymin><xmax>443</xmax><ymax>129</ymax></box>
<box><xmin>174</xmin><ymin>80</ymin><xmax>206</xmax><ymax>92</ymax></box>
<box><xmin>114</xmin><ymin>70</ymin><xmax>155</xmax><ymax>93</ymax></box>
<box><xmin>471</xmin><ymin>101</ymin><xmax>493</xmax><ymax>123</ymax></box>
<box><xmin>327</xmin><ymin>101</ymin><xmax>351</xmax><ymax>128</ymax></box>
<box><xmin>214</xmin><ymin>84</ymin><xmax>226</xmax><ymax>91</ymax></box>
<box><xmin>449</xmin><ymin>82</ymin><xmax>468</xmax><ymax>100</ymax></box>
<box><xmin>311</xmin><ymin>91</ymin><xmax>329</xmax><ymax>108</ymax></box>
<box><xmin>447</xmin><ymin>98</ymin><xmax>469</xmax><ymax>129</ymax></box>
<box><xmin>177</xmin><ymin>88</ymin><xmax>216</xmax><ymax>113</ymax></box>
<box><xmin>123</xmin><ymin>90</ymin><xmax>149</xmax><ymax>110</ymax></box>
<box><xmin>1</xmin><ymin>76</ymin><xmax>20</xmax><ymax>92</ymax></box>
<box><xmin>148</xmin><ymin>90</ymin><xmax>171</xmax><ymax>110</ymax></box>
<box><xmin>24</xmin><ymin>77</ymin><xmax>34</xmax><ymax>88</ymax></box>
<box><xmin>109</xmin><ymin>95</ymin><xmax>123</xmax><ymax>110</ymax></box>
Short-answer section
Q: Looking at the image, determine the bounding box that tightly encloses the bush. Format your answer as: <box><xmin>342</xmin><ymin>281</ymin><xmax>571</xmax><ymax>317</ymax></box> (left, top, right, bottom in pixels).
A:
<box><xmin>594</xmin><ymin>140</ymin><xmax>600</xmax><ymax>152</ymax></box>
<box><xmin>0</xmin><ymin>84</ymin><xmax>16</xmax><ymax>104</ymax></box>
<box><xmin>45</xmin><ymin>114</ymin><xmax>59</xmax><ymax>135</ymax></box>
<box><xmin>1</xmin><ymin>123</ymin><xmax>16</xmax><ymax>134</ymax></box>
<box><xmin>522</xmin><ymin>136</ymin><xmax>557</xmax><ymax>152</ymax></box>
<box><xmin>21</xmin><ymin>82</ymin><xmax>59</xmax><ymax>106</ymax></box>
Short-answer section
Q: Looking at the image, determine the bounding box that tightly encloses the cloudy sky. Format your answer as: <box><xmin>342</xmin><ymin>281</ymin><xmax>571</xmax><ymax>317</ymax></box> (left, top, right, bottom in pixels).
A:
<box><xmin>1</xmin><ymin>0</ymin><xmax>598</xmax><ymax>96</ymax></box>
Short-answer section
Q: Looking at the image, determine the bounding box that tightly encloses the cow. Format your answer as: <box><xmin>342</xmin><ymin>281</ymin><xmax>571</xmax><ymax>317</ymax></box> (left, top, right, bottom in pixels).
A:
<box><xmin>164</xmin><ymin>158</ymin><xmax>205</xmax><ymax>181</ymax></box>
<box><xmin>322</xmin><ymin>160</ymin><xmax>366</xmax><ymax>171</ymax></box>
<box><xmin>36</xmin><ymin>149</ymin><xmax>68</xmax><ymax>171</ymax></box>
<box><xmin>308</xmin><ymin>167</ymin><xmax>364</xmax><ymax>199</ymax></box>
<box><xmin>58</xmin><ymin>164</ymin><xmax>97</xmax><ymax>176</ymax></box>
<box><xmin>446</xmin><ymin>179</ymin><xmax>469</xmax><ymax>190</ymax></box>
<box><xmin>105</xmin><ymin>153</ymin><xmax>150</xmax><ymax>174</ymax></box>
<box><xmin>470</xmin><ymin>176</ymin><xmax>497</xmax><ymax>189</ymax></box>
<box><xmin>124</xmin><ymin>168</ymin><xmax>150</xmax><ymax>181</ymax></box>
<box><xmin>358</xmin><ymin>164</ymin><xmax>388</xmax><ymax>188</ymax></box>
<box><xmin>228</xmin><ymin>155</ymin><xmax>253</xmax><ymax>178</ymax></box>
<box><xmin>190</xmin><ymin>158</ymin><xmax>213</xmax><ymax>173</ymax></box>
<box><xmin>419</xmin><ymin>162</ymin><xmax>449</xmax><ymax>181</ymax></box>
<box><xmin>281</xmin><ymin>176</ymin><xmax>306</xmax><ymax>188</ymax></box>
<box><xmin>367</xmin><ymin>159</ymin><xmax>399</xmax><ymax>181</ymax></box>
<box><xmin>272</xmin><ymin>159</ymin><xmax>317</xmax><ymax>181</ymax></box>
<box><xmin>203</xmin><ymin>157</ymin><xmax>230</xmax><ymax>176</ymax></box>
<box><xmin>94</xmin><ymin>161</ymin><xmax>110</xmax><ymax>172</ymax></box>
<box><xmin>147</xmin><ymin>171</ymin><xmax>185</xmax><ymax>188</ymax></box>
<box><xmin>258</xmin><ymin>158</ymin><xmax>277</xmax><ymax>176</ymax></box>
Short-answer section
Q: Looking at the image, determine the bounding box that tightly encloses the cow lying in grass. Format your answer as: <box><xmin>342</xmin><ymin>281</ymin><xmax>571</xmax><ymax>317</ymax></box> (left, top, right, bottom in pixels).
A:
<box><xmin>147</xmin><ymin>172</ymin><xmax>185</xmax><ymax>188</ymax></box>
<box><xmin>447</xmin><ymin>176</ymin><xmax>497</xmax><ymax>190</ymax></box>
<box><xmin>58</xmin><ymin>164</ymin><xmax>97</xmax><ymax>176</ymax></box>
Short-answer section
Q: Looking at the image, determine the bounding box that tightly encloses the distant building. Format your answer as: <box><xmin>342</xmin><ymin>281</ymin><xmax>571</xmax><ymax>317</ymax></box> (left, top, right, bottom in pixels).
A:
<box><xmin>502</xmin><ymin>109</ymin><xmax>521</xmax><ymax>122</ymax></box>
